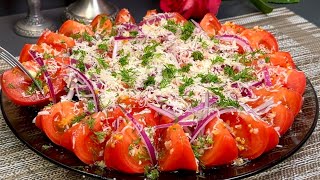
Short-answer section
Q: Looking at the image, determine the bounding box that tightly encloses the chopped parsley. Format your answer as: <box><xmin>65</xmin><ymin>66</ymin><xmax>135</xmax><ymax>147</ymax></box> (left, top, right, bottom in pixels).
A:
<box><xmin>179</xmin><ymin>63</ymin><xmax>192</xmax><ymax>73</ymax></box>
<box><xmin>208</xmin><ymin>87</ymin><xmax>240</xmax><ymax>108</ymax></box>
<box><xmin>94</xmin><ymin>131</ymin><xmax>107</xmax><ymax>142</ymax></box>
<box><xmin>179</xmin><ymin>77</ymin><xmax>194</xmax><ymax>96</ymax></box>
<box><xmin>96</xmin><ymin>57</ymin><xmax>109</xmax><ymax>69</ymax></box>
<box><xmin>144</xmin><ymin>166</ymin><xmax>159</xmax><ymax>180</ymax></box>
<box><xmin>160</xmin><ymin>64</ymin><xmax>178</xmax><ymax>88</ymax></box>
<box><xmin>141</xmin><ymin>42</ymin><xmax>160</xmax><ymax>66</ymax></box>
<box><xmin>83</xmin><ymin>31</ymin><xmax>94</xmax><ymax>42</ymax></box>
<box><xmin>97</xmin><ymin>43</ymin><xmax>108</xmax><ymax>51</ymax></box>
<box><xmin>211</xmin><ymin>56</ymin><xmax>225</xmax><ymax>64</ymax></box>
<box><xmin>87</xmin><ymin>117</ymin><xmax>95</xmax><ymax>129</ymax></box>
<box><xmin>119</xmin><ymin>68</ymin><xmax>137</xmax><ymax>87</ymax></box>
<box><xmin>180</xmin><ymin>21</ymin><xmax>195</xmax><ymax>41</ymax></box>
<box><xmin>143</xmin><ymin>76</ymin><xmax>156</xmax><ymax>88</ymax></box>
<box><xmin>71</xmin><ymin>113</ymin><xmax>86</xmax><ymax>125</ymax></box>
<box><xmin>164</xmin><ymin>20</ymin><xmax>178</xmax><ymax>34</ymax></box>
<box><xmin>119</xmin><ymin>53</ymin><xmax>130</xmax><ymax>66</ymax></box>
<box><xmin>43</xmin><ymin>52</ymin><xmax>54</xmax><ymax>59</ymax></box>
<box><xmin>265</xmin><ymin>56</ymin><xmax>270</xmax><ymax>63</ymax></box>
<box><xmin>70</xmin><ymin>33</ymin><xmax>82</xmax><ymax>40</ymax></box>
<box><xmin>73</xmin><ymin>49</ymin><xmax>87</xmax><ymax>72</ymax></box>
<box><xmin>197</xmin><ymin>73</ymin><xmax>221</xmax><ymax>83</ymax></box>
<box><xmin>87</xmin><ymin>101</ymin><xmax>95</xmax><ymax>112</ymax></box>
<box><xmin>232</xmin><ymin>68</ymin><xmax>256</xmax><ymax>82</ymax></box>
<box><xmin>129</xmin><ymin>31</ymin><xmax>139</xmax><ymax>37</ymax></box>
<box><xmin>191</xmin><ymin>51</ymin><xmax>204</xmax><ymax>61</ymax></box>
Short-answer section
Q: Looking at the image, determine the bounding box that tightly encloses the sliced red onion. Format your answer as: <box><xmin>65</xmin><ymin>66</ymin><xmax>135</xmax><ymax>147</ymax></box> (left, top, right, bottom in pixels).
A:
<box><xmin>241</xmin><ymin>87</ymin><xmax>252</xmax><ymax>97</ymax></box>
<box><xmin>29</xmin><ymin>50</ymin><xmax>56</xmax><ymax>103</ymax></box>
<box><xmin>64</xmin><ymin>88</ymin><xmax>75</xmax><ymax>101</ymax></box>
<box><xmin>119</xmin><ymin>23</ymin><xmax>139</xmax><ymax>31</ymax></box>
<box><xmin>218</xmin><ymin>107</ymin><xmax>238</xmax><ymax>115</ymax></box>
<box><xmin>139</xmin><ymin>13</ymin><xmax>174</xmax><ymax>26</ymax></box>
<box><xmin>154</xmin><ymin>121</ymin><xmax>197</xmax><ymax>130</ymax></box>
<box><xmin>114</xmin><ymin>35</ymin><xmax>145</xmax><ymax>41</ymax></box>
<box><xmin>147</xmin><ymin>104</ymin><xmax>176</xmax><ymax>120</ymax></box>
<box><xmin>67</xmin><ymin>65</ymin><xmax>100</xmax><ymax>112</ymax></box>
<box><xmin>118</xmin><ymin>105</ymin><xmax>157</xmax><ymax>165</ymax></box>
<box><xmin>70</xmin><ymin>58</ymin><xmax>91</xmax><ymax>69</ymax></box>
<box><xmin>177</xmin><ymin>96</ymin><xmax>218</xmax><ymax>122</ymax></box>
<box><xmin>190</xmin><ymin>111</ymin><xmax>218</xmax><ymax>143</ymax></box>
<box><xmin>239</xmin><ymin>102</ymin><xmax>260</xmax><ymax>120</ymax></box>
<box><xmin>251</xmin><ymin>80</ymin><xmax>264</xmax><ymax>87</ymax></box>
<box><xmin>262</xmin><ymin>67</ymin><xmax>272</xmax><ymax>86</ymax></box>
<box><xmin>215</xmin><ymin>35</ymin><xmax>253</xmax><ymax>52</ymax></box>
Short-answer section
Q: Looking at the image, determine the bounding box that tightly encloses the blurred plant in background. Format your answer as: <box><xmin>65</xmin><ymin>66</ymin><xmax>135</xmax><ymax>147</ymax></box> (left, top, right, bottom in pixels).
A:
<box><xmin>160</xmin><ymin>0</ymin><xmax>300</xmax><ymax>19</ymax></box>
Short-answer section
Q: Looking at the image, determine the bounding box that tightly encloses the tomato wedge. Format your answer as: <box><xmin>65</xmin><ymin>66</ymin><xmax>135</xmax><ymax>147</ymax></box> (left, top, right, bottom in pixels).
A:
<box><xmin>157</xmin><ymin>124</ymin><xmax>197</xmax><ymax>171</ymax></box>
<box><xmin>263</xmin><ymin>123</ymin><xmax>279</xmax><ymax>152</ymax></box>
<box><xmin>72</xmin><ymin>112</ymin><xmax>110</xmax><ymax>164</ymax></box>
<box><xmin>40</xmin><ymin>101</ymin><xmax>84</xmax><ymax>151</ymax></box>
<box><xmin>266</xmin><ymin>104</ymin><xmax>295</xmax><ymax>135</ymax></box>
<box><xmin>37</xmin><ymin>31</ymin><xmax>75</xmax><ymax>51</ymax></box>
<box><xmin>200</xmin><ymin>13</ymin><xmax>222</xmax><ymax>37</ymax></box>
<box><xmin>220</xmin><ymin>112</ymin><xmax>269</xmax><ymax>159</ymax></box>
<box><xmin>1</xmin><ymin>61</ymin><xmax>66</xmax><ymax>106</ymax></box>
<box><xmin>104</xmin><ymin>121</ymin><xmax>152</xmax><ymax>173</ymax></box>
<box><xmin>196</xmin><ymin>117</ymin><xmax>238</xmax><ymax>167</ymax></box>
<box><xmin>219</xmin><ymin>21</ymin><xmax>246</xmax><ymax>35</ymax></box>
<box><xmin>241</xmin><ymin>28</ymin><xmax>279</xmax><ymax>52</ymax></box>
<box><xmin>91</xmin><ymin>14</ymin><xmax>113</xmax><ymax>36</ymax></box>
<box><xmin>264</xmin><ymin>51</ymin><xmax>296</xmax><ymax>69</ymax></box>
<box><xmin>59</xmin><ymin>20</ymin><xmax>94</xmax><ymax>37</ymax></box>
<box><xmin>19</xmin><ymin>43</ymin><xmax>58</xmax><ymax>62</ymax></box>
<box><xmin>115</xmin><ymin>8</ymin><xmax>136</xmax><ymax>25</ymax></box>
<box><xmin>143</xmin><ymin>9</ymin><xmax>157</xmax><ymax>20</ymax></box>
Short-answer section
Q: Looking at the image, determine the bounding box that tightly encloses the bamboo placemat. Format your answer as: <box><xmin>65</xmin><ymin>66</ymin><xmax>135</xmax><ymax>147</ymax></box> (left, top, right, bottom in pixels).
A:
<box><xmin>0</xmin><ymin>7</ymin><xmax>319</xmax><ymax>180</ymax></box>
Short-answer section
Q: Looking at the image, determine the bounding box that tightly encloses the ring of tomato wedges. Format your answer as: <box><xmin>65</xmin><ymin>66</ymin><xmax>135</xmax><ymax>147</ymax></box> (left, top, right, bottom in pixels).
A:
<box><xmin>1</xmin><ymin>8</ymin><xmax>306</xmax><ymax>177</ymax></box>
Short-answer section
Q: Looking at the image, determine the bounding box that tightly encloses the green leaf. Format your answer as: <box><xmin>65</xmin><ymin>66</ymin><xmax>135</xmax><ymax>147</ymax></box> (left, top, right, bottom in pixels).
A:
<box><xmin>250</xmin><ymin>0</ymin><xmax>274</xmax><ymax>14</ymax></box>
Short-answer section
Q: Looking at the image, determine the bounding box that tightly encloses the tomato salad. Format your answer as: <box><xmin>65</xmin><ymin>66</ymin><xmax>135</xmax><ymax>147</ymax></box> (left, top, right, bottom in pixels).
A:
<box><xmin>1</xmin><ymin>9</ymin><xmax>306</xmax><ymax>178</ymax></box>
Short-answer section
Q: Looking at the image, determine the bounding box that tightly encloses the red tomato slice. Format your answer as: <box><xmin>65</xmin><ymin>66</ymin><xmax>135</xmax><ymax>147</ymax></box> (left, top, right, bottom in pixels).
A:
<box><xmin>266</xmin><ymin>104</ymin><xmax>295</xmax><ymax>135</ymax></box>
<box><xmin>19</xmin><ymin>44</ymin><xmax>58</xmax><ymax>62</ymax></box>
<box><xmin>133</xmin><ymin>108</ymin><xmax>159</xmax><ymax>127</ymax></box>
<box><xmin>59</xmin><ymin>20</ymin><xmax>94</xmax><ymax>37</ymax></box>
<box><xmin>158</xmin><ymin>124</ymin><xmax>197</xmax><ymax>171</ymax></box>
<box><xmin>73</xmin><ymin>112</ymin><xmax>110</xmax><ymax>164</ymax></box>
<box><xmin>37</xmin><ymin>31</ymin><xmax>75</xmax><ymax>51</ymax></box>
<box><xmin>219</xmin><ymin>21</ymin><xmax>246</xmax><ymax>35</ymax></box>
<box><xmin>200</xmin><ymin>13</ymin><xmax>222</xmax><ymax>37</ymax></box>
<box><xmin>285</xmin><ymin>69</ymin><xmax>306</xmax><ymax>95</ymax></box>
<box><xmin>1</xmin><ymin>63</ymin><xmax>66</xmax><ymax>106</ymax></box>
<box><xmin>241</xmin><ymin>28</ymin><xmax>279</xmax><ymax>52</ymax></box>
<box><xmin>40</xmin><ymin>101</ymin><xmax>84</xmax><ymax>151</ymax></box>
<box><xmin>263</xmin><ymin>123</ymin><xmax>279</xmax><ymax>152</ymax></box>
<box><xmin>198</xmin><ymin>117</ymin><xmax>238</xmax><ymax>167</ymax></box>
<box><xmin>104</xmin><ymin>121</ymin><xmax>152</xmax><ymax>173</ymax></box>
<box><xmin>115</xmin><ymin>8</ymin><xmax>136</xmax><ymax>25</ymax></box>
<box><xmin>170</xmin><ymin>12</ymin><xmax>187</xmax><ymax>24</ymax></box>
<box><xmin>91</xmin><ymin>14</ymin><xmax>113</xmax><ymax>36</ymax></box>
<box><xmin>143</xmin><ymin>9</ymin><xmax>158</xmax><ymax>20</ymax></box>
<box><xmin>220</xmin><ymin>112</ymin><xmax>269</xmax><ymax>159</ymax></box>
<box><xmin>265</xmin><ymin>51</ymin><xmax>296</xmax><ymax>69</ymax></box>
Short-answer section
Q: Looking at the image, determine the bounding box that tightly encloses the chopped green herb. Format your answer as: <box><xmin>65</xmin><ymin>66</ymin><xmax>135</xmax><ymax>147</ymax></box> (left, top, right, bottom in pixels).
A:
<box><xmin>87</xmin><ymin>101</ymin><xmax>95</xmax><ymax>112</ymax></box>
<box><xmin>87</xmin><ymin>117</ymin><xmax>95</xmax><ymax>129</ymax></box>
<box><xmin>143</xmin><ymin>76</ymin><xmax>156</xmax><ymax>88</ymax></box>
<box><xmin>71</xmin><ymin>113</ymin><xmax>86</xmax><ymax>125</ymax></box>
<box><xmin>232</xmin><ymin>68</ymin><xmax>256</xmax><ymax>82</ymax></box>
<box><xmin>119</xmin><ymin>68</ymin><xmax>137</xmax><ymax>87</ymax></box>
<box><xmin>265</xmin><ymin>56</ymin><xmax>270</xmax><ymax>63</ymax></box>
<box><xmin>99</xmin><ymin>16</ymin><xmax>108</xmax><ymax>28</ymax></box>
<box><xmin>180</xmin><ymin>21</ymin><xmax>195</xmax><ymax>41</ymax></box>
<box><xmin>164</xmin><ymin>20</ymin><xmax>178</xmax><ymax>34</ymax></box>
<box><xmin>211</xmin><ymin>56</ymin><xmax>225</xmax><ymax>64</ymax></box>
<box><xmin>223</xmin><ymin>65</ymin><xmax>236</xmax><ymax>77</ymax></box>
<box><xmin>119</xmin><ymin>53</ymin><xmax>130</xmax><ymax>66</ymax></box>
<box><xmin>83</xmin><ymin>31</ymin><xmax>94</xmax><ymax>42</ymax></box>
<box><xmin>160</xmin><ymin>64</ymin><xmax>178</xmax><ymax>88</ymax></box>
<box><xmin>179</xmin><ymin>77</ymin><xmax>194</xmax><ymax>96</ymax></box>
<box><xmin>141</xmin><ymin>52</ymin><xmax>154</xmax><ymax>66</ymax></box>
<box><xmin>94</xmin><ymin>131</ymin><xmax>107</xmax><ymax>142</ymax></box>
<box><xmin>97</xmin><ymin>43</ymin><xmax>108</xmax><ymax>51</ymax></box>
<box><xmin>43</xmin><ymin>52</ymin><xmax>54</xmax><ymax>59</ymax></box>
<box><xmin>96</xmin><ymin>57</ymin><xmax>109</xmax><ymax>69</ymax></box>
<box><xmin>179</xmin><ymin>63</ymin><xmax>192</xmax><ymax>73</ymax></box>
<box><xmin>218</xmin><ymin>97</ymin><xmax>240</xmax><ymax>108</ymax></box>
<box><xmin>129</xmin><ymin>31</ymin><xmax>139</xmax><ymax>37</ymax></box>
<box><xmin>144</xmin><ymin>166</ymin><xmax>159</xmax><ymax>180</ymax></box>
<box><xmin>26</xmin><ymin>79</ymin><xmax>43</xmax><ymax>95</ymax></box>
<box><xmin>73</xmin><ymin>50</ymin><xmax>87</xmax><ymax>72</ymax></box>
<box><xmin>191</xmin><ymin>51</ymin><xmax>204</xmax><ymax>61</ymax></box>
<box><xmin>198</xmin><ymin>73</ymin><xmax>221</xmax><ymax>83</ymax></box>
<box><xmin>70</xmin><ymin>33</ymin><xmax>82</xmax><ymax>40</ymax></box>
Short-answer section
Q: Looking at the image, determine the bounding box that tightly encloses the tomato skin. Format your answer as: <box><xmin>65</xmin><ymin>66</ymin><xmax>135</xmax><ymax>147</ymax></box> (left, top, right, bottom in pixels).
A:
<box><xmin>40</xmin><ymin>101</ymin><xmax>84</xmax><ymax>151</ymax></box>
<box><xmin>37</xmin><ymin>31</ymin><xmax>75</xmax><ymax>51</ymax></box>
<box><xmin>219</xmin><ymin>21</ymin><xmax>246</xmax><ymax>35</ymax></box>
<box><xmin>170</xmin><ymin>12</ymin><xmax>187</xmax><ymax>24</ymax></box>
<box><xmin>91</xmin><ymin>14</ymin><xmax>113</xmax><ymax>36</ymax></box>
<box><xmin>220</xmin><ymin>112</ymin><xmax>269</xmax><ymax>159</ymax></box>
<box><xmin>263</xmin><ymin>123</ymin><xmax>279</xmax><ymax>152</ymax></box>
<box><xmin>200</xmin><ymin>13</ymin><xmax>222</xmax><ymax>37</ymax></box>
<box><xmin>241</xmin><ymin>28</ymin><xmax>279</xmax><ymax>52</ymax></box>
<box><xmin>104</xmin><ymin>122</ymin><xmax>152</xmax><ymax>173</ymax></box>
<box><xmin>115</xmin><ymin>8</ymin><xmax>136</xmax><ymax>25</ymax></box>
<box><xmin>266</xmin><ymin>104</ymin><xmax>295</xmax><ymax>135</ymax></box>
<box><xmin>19</xmin><ymin>44</ymin><xmax>58</xmax><ymax>63</ymax></box>
<box><xmin>265</xmin><ymin>52</ymin><xmax>296</xmax><ymax>69</ymax></box>
<box><xmin>133</xmin><ymin>108</ymin><xmax>159</xmax><ymax>127</ymax></box>
<box><xmin>1</xmin><ymin>65</ymin><xmax>66</xmax><ymax>106</ymax></box>
<box><xmin>285</xmin><ymin>69</ymin><xmax>306</xmax><ymax>95</ymax></box>
<box><xmin>59</xmin><ymin>20</ymin><xmax>94</xmax><ymax>37</ymax></box>
<box><xmin>143</xmin><ymin>9</ymin><xmax>157</xmax><ymax>19</ymax></box>
<box><xmin>199</xmin><ymin>118</ymin><xmax>238</xmax><ymax>167</ymax></box>
<box><xmin>72</xmin><ymin>112</ymin><xmax>109</xmax><ymax>164</ymax></box>
<box><xmin>158</xmin><ymin>124</ymin><xmax>197</xmax><ymax>171</ymax></box>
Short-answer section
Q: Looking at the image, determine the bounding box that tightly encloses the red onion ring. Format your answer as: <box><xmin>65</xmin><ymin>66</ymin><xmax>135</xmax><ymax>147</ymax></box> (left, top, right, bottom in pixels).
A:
<box><xmin>215</xmin><ymin>34</ymin><xmax>253</xmax><ymax>52</ymax></box>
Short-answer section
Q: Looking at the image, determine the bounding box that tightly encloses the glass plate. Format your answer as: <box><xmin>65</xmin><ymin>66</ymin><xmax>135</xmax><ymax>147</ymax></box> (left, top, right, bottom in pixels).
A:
<box><xmin>1</xmin><ymin>78</ymin><xmax>318</xmax><ymax>179</ymax></box>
